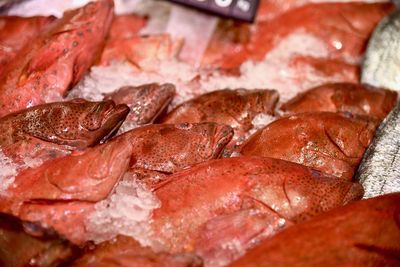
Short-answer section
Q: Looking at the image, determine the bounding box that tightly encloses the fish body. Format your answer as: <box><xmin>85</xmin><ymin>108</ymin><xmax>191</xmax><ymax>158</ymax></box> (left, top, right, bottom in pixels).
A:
<box><xmin>0</xmin><ymin>15</ymin><xmax>55</xmax><ymax>77</ymax></box>
<box><xmin>0</xmin><ymin>0</ymin><xmax>114</xmax><ymax>116</ymax></box>
<box><xmin>356</xmin><ymin>102</ymin><xmax>400</xmax><ymax>198</ymax></box>
<box><xmin>241</xmin><ymin>112</ymin><xmax>377</xmax><ymax>180</ymax></box>
<box><xmin>229</xmin><ymin>193</ymin><xmax>400</xmax><ymax>267</ymax></box>
<box><xmin>121</xmin><ymin>123</ymin><xmax>233</xmax><ymax>173</ymax></box>
<box><xmin>280</xmin><ymin>83</ymin><xmax>397</xmax><ymax>121</ymax></box>
<box><xmin>160</xmin><ymin>89</ymin><xmax>278</xmax><ymax>147</ymax></box>
<box><xmin>0</xmin><ymin>99</ymin><xmax>129</xmax><ymax>164</ymax></box>
<box><xmin>150</xmin><ymin>156</ymin><xmax>363</xmax><ymax>263</ymax></box>
<box><xmin>71</xmin><ymin>235</ymin><xmax>202</xmax><ymax>267</ymax></box>
<box><xmin>357</xmin><ymin>7</ymin><xmax>400</xmax><ymax>198</ymax></box>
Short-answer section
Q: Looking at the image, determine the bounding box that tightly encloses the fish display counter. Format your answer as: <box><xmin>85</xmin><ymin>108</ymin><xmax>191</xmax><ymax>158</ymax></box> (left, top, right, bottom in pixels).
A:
<box><xmin>0</xmin><ymin>0</ymin><xmax>398</xmax><ymax>266</ymax></box>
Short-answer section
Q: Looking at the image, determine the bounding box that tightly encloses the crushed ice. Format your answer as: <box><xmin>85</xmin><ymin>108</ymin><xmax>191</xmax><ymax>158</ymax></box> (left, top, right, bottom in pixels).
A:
<box><xmin>85</xmin><ymin>176</ymin><xmax>161</xmax><ymax>247</ymax></box>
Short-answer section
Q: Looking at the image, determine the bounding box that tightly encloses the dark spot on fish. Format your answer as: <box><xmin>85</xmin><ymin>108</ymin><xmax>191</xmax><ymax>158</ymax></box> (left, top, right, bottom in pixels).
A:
<box><xmin>72</xmin><ymin>41</ymin><xmax>78</xmax><ymax>47</ymax></box>
<box><xmin>77</xmin><ymin>31</ymin><xmax>84</xmax><ymax>37</ymax></box>
<box><xmin>63</xmin><ymin>48</ymin><xmax>69</xmax><ymax>54</ymax></box>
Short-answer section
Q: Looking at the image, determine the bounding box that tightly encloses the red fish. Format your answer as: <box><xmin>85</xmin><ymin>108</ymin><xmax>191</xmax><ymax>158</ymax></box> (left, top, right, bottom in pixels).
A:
<box><xmin>240</xmin><ymin>112</ymin><xmax>377</xmax><ymax>180</ymax></box>
<box><xmin>99</xmin><ymin>34</ymin><xmax>182</xmax><ymax>70</ymax></box>
<box><xmin>149</xmin><ymin>156</ymin><xmax>363</xmax><ymax>264</ymax></box>
<box><xmin>0</xmin><ymin>15</ymin><xmax>55</xmax><ymax>77</ymax></box>
<box><xmin>0</xmin><ymin>136</ymin><xmax>132</xmax><ymax>216</ymax></box>
<box><xmin>71</xmin><ymin>235</ymin><xmax>202</xmax><ymax>267</ymax></box>
<box><xmin>108</xmin><ymin>14</ymin><xmax>147</xmax><ymax>40</ymax></box>
<box><xmin>0</xmin><ymin>0</ymin><xmax>114</xmax><ymax>117</ymax></box>
<box><xmin>0</xmin><ymin>99</ymin><xmax>129</xmax><ymax>165</ymax></box>
<box><xmin>280</xmin><ymin>83</ymin><xmax>398</xmax><ymax>121</ymax></box>
<box><xmin>229</xmin><ymin>193</ymin><xmax>400</xmax><ymax>267</ymax></box>
<box><xmin>104</xmin><ymin>83</ymin><xmax>175</xmax><ymax>130</ymax></box>
<box><xmin>159</xmin><ymin>89</ymin><xmax>279</xmax><ymax>148</ymax></box>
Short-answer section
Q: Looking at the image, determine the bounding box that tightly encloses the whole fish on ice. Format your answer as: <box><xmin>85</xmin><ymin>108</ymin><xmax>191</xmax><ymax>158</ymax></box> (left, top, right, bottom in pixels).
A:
<box><xmin>357</xmin><ymin>6</ymin><xmax>400</xmax><ymax>198</ymax></box>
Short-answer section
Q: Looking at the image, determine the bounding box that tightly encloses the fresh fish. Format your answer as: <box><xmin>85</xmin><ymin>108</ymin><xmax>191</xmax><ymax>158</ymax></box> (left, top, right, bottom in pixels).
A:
<box><xmin>159</xmin><ymin>89</ymin><xmax>279</xmax><ymax>149</ymax></box>
<box><xmin>280</xmin><ymin>83</ymin><xmax>397</xmax><ymax>121</ymax></box>
<box><xmin>356</xmin><ymin>102</ymin><xmax>400</xmax><ymax>198</ymax></box>
<box><xmin>362</xmin><ymin>8</ymin><xmax>400</xmax><ymax>91</ymax></box>
<box><xmin>357</xmin><ymin>7</ymin><xmax>400</xmax><ymax>198</ymax></box>
<box><xmin>0</xmin><ymin>212</ymin><xmax>79</xmax><ymax>267</ymax></box>
<box><xmin>0</xmin><ymin>15</ymin><xmax>55</xmax><ymax>77</ymax></box>
<box><xmin>0</xmin><ymin>0</ymin><xmax>114</xmax><ymax>117</ymax></box>
<box><xmin>229</xmin><ymin>193</ymin><xmax>400</xmax><ymax>267</ymax></box>
<box><xmin>240</xmin><ymin>112</ymin><xmax>378</xmax><ymax>180</ymax></box>
<box><xmin>71</xmin><ymin>235</ymin><xmax>202</xmax><ymax>267</ymax></box>
<box><xmin>150</xmin><ymin>156</ymin><xmax>363</xmax><ymax>265</ymax></box>
<box><xmin>104</xmin><ymin>83</ymin><xmax>175</xmax><ymax>132</ymax></box>
<box><xmin>0</xmin><ymin>99</ymin><xmax>129</xmax><ymax>165</ymax></box>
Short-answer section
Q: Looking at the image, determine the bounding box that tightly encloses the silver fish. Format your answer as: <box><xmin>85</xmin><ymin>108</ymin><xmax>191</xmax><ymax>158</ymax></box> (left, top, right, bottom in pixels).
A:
<box><xmin>356</xmin><ymin>102</ymin><xmax>400</xmax><ymax>198</ymax></box>
<box><xmin>358</xmin><ymin>6</ymin><xmax>400</xmax><ymax>198</ymax></box>
<box><xmin>361</xmin><ymin>8</ymin><xmax>400</xmax><ymax>91</ymax></box>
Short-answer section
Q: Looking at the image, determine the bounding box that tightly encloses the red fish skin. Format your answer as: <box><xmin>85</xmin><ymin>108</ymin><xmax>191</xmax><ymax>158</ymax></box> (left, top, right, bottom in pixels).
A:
<box><xmin>159</xmin><ymin>89</ymin><xmax>279</xmax><ymax>149</ymax></box>
<box><xmin>105</xmin><ymin>83</ymin><xmax>175</xmax><ymax>127</ymax></box>
<box><xmin>70</xmin><ymin>235</ymin><xmax>202</xmax><ymax>267</ymax></box>
<box><xmin>229</xmin><ymin>193</ymin><xmax>400</xmax><ymax>267</ymax></box>
<box><xmin>280</xmin><ymin>83</ymin><xmax>398</xmax><ymax>121</ymax></box>
<box><xmin>240</xmin><ymin>112</ymin><xmax>377</xmax><ymax>180</ymax></box>
<box><xmin>0</xmin><ymin>15</ymin><xmax>55</xmax><ymax>77</ymax></box>
<box><xmin>0</xmin><ymin>99</ymin><xmax>129</xmax><ymax>167</ymax></box>
<box><xmin>119</xmin><ymin>123</ymin><xmax>234</xmax><ymax>173</ymax></box>
<box><xmin>202</xmin><ymin>2</ymin><xmax>393</xmax><ymax>70</ymax></box>
<box><xmin>0</xmin><ymin>136</ymin><xmax>132</xmax><ymax>217</ymax></box>
<box><xmin>108</xmin><ymin>14</ymin><xmax>147</xmax><ymax>40</ymax></box>
<box><xmin>0</xmin><ymin>0</ymin><xmax>114</xmax><ymax>117</ymax></box>
<box><xmin>9</xmin><ymin>123</ymin><xmax>233</xmax><ymax>245</ymax></box>
<box><xmin>149</xmin><ymin>156</ymin><xmax>363</xmax><ymax>257</ymax></box>
<box><xmin>99</xmin><ymin>34</ymin><xmax>182</xmax><ymax>70</ymax></box>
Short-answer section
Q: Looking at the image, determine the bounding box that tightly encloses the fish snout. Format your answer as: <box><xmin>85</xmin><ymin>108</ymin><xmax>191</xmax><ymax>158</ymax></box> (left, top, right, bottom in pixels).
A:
<box><xmin>213</xmin><ymin>124</ymin><xmax>234</xmax><ymax>156</ymax></box>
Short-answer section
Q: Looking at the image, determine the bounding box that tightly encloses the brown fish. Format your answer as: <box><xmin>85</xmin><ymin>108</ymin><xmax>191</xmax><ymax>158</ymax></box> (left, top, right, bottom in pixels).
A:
<box><xmin>159</xmin><ymin>89</ymin><xmax>279</xmax><ymax>147</ymax></box>
<box><xmin>229</xmin><ymin>193</ymin><xmax>400</xmax><ymax>267</ymax></box>
<box><xmin>120</xmin><ymin>123</ymin><xmax>233</xmax><ymax>173</ymax></box>
<box><xmin>104</xmin><ymin>83</ymin><xmax>175</xmax><ymax>131</ymax></box>
<box><xmin>0</xmin><ymin>99</ymin><xmax>129</xmax><ymax>165</ymax></box>
<box><xmin>149</xmin><ymin>157</ymin><xmax>363</xmax><ymax>265</ymax></box>
<box><xmin>0</xmin><ymin>0</ymin><xmax>114</xmax><ymax>117</ymax></box>
<box><xmin>240</xmin><ymin>112</ymin><xmax>377</xmax><ymax>180</ymax></box>
<box><xmin>280</xmin><ymin>83</ymin><xmax>398</xmax><ymax>121</ymax></box>
<box><xmin>0</xmin><ymin>15</ymin><xmax>55</xmax><ymax>77</ymax></box>
<box><xmin>0</xmin><ymin>212</ymin><xmax>79</xmax><ymax>267</ymax></box>
<box><xmin>71</xmin><ymin>235</ymin><xmax>202</xmax><ymax>267</ymax></box>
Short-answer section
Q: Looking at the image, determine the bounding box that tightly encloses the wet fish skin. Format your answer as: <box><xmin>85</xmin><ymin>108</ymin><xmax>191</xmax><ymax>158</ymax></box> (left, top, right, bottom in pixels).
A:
<box><xmin>0</xmin><ymin>0</ymin><xmax>114</xmax><ymax>117</ymax></box>
<box><xmin>105</xmin><ymin>83</ymin><xmax>175</xmax><ymax>129</ymax></box>
<box><xmin>0</xmin><ymin>99</ymin><xmax>130</xmax><ymax>149</ymax></box>
<box><xmin>362</xmin><ymin>8</ymin><xmax>400</xmax><ymax>91</ymax></box>
<box><xmin>356</xmin><ymin>101</ymin><xmax>400</xmax><ymax>198</ymax></box>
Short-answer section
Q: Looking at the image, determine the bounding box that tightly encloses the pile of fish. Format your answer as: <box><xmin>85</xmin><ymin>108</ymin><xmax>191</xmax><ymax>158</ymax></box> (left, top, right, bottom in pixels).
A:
<box><xmin>0</xmin><ymin>0</ymin><xmax>399</xmax><ymax>266</ymax></box>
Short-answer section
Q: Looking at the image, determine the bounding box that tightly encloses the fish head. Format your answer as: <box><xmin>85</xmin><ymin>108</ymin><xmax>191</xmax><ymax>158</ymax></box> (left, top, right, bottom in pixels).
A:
<box><xmin>240</xmin><ymin>89</ymin><xmax>279</xmax><ymax>115</ymax></box>
<box><xmin>45</xmin><ymin>99</ymin><xmax>129</xmax><ymax>148</ymax></box>
<box><xmin>106</xmin><ymin>83</ymin><xmax>175</xmax><ymax>125</ymax></box>
<box><xmin>179</xmin><ymin>122</ymin><xmax>234</xmax><ymax>160</ymax></box>
<box><xmin>130</xmin><ymin>123</ymin><xmax>234</xmax><ymax>173</ymax></box>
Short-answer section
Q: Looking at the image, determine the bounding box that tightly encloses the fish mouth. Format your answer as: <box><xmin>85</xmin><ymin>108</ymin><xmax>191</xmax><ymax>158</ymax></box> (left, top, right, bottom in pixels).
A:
<box><xmin>212</xmin><ymin>125</ymin><xmax>234</xmax><ymax>158</ymax></box>
<box><xmin>151</xmin><ymin>83</ymin><xmax>176</xmax><ymax>122</ymax></box>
